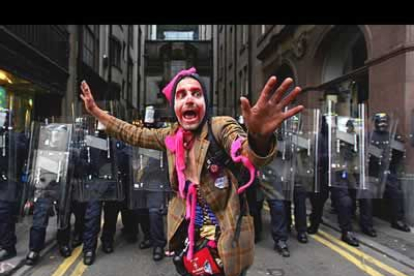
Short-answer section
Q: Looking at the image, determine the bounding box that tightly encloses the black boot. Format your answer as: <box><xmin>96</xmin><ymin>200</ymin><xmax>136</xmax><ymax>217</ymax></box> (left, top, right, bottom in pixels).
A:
<box><xmin>71</xmin><ymin>234</ymin><xmax>82</xmax><ymax>248</ymax></box>
<box><xmin>274</xmin><ymin>240</ymin><xmax>290</xmax><ymax>257</ymax></box>
<box><xmin>361</xmin><ymin>227</ymin><xmax>377</xmax><ymax>237</ymax></box>
<box><xmin>102</xmin><ymin>242</ymin><xmax>114</xmax><ymax>254</ymax></box>
<box><xmin>83</xmin><ymin>251</ymin><xmax>95</xmax><ymax>266</ymax></box>
<box><xmin>139</xmin><ymin>239</ymin><xmax>152</xmax><ymax>249</ymax></box>
<box><xmin>25</xmin><ymin>251</ymin><xmax>40</xmax><ymax>266</ymax></box>
<box><xmin>59</xmin><ymin>245</ymin><xmax>72</xmax><ymax>258</ymax></box>
<box><xmin>307</xmin><ymin>223</ymin><xmax>319</xmax><ymax>234</ymax></box>
<box><xmin>297</xmin><ymin>232</ymin><xmax>308</xmax><ymax>243</ymax></box>
<box><xmin>153</xmin><ymin>246</ymin><xmax>164</xmax><ymax>261</ymax></box>
<box><xmin>341</xmin><ymin>231</ymin><xmax>359</xmax><ymax>247</ymax></box>
<box><xmin>0</xmin><ymin>248</ymin><xmax>17</xmax><ymax>262</ymax></box>
<box><xmin>391</xmin><ymin>221</ymin><xmax>411</xmax><ymax>232</ymax></box>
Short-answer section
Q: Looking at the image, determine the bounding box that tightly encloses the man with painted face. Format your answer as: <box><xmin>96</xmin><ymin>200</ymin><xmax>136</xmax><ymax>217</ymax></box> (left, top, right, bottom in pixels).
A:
<box><xmin>80</xmin><ymin>67</ymin><xmax>303</xmax><ymax>276</ymax></box>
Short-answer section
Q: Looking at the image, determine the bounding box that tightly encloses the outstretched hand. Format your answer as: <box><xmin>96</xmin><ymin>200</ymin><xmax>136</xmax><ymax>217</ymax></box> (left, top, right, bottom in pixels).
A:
<box><xmin>240</xmin><ymin>76</ymin><xmax>304</xmax><ymax>142</ymax></box>
<box><xmin>80</xmin><ymin>81</ymin><xmax>99</xmax><ymax>116</ymax></box>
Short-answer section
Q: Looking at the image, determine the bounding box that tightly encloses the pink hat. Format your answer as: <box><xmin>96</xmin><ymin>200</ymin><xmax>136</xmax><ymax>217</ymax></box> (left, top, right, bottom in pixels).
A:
<box><xmin>162</xmin><ymin>67</ymin><xmax>197</xmax><ymax>105</ymax></box>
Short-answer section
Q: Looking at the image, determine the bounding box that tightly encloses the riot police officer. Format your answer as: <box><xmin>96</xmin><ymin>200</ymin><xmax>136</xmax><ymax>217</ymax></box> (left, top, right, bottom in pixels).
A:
<box><xmin>79</xmin><ymin>115</ymin><xmax>126</xmax><ymax>265</ymax></box>
<box><xmin>0</xmin><ymin>122</ymin><xmax>28</xmax><ymax>261</ymax></box>
<box><xmin>308</xmin><ymin>116</ymin><xmax>360</xmax><ymax>246</ymax></box>
<box><xmin>335</xmin><ymin>119</ymin><xmax>376</xmax><ymax>238</ymax></box>
<box><xmin>366</xmin><ymin>113</ymin><xmax>410</xmax><ymax>232</ymax></box>
<box><xmin>26</xmin><ymin>123</ymin><xmax>73</xmax><ymax>265</ymax></box>
<box><xmin>134</xmin><ymin>114</ymin><xmax>169</xmax><ymax>261</ymax></box>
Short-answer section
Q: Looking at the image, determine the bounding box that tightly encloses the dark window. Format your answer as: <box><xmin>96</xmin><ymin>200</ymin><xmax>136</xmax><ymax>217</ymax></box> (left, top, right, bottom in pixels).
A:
<box><xmin>127</xmin><ymin>58</ymin><xmax>133</xmax><ymax>104</ymax></box>
<box><xmin>128</xmin><ymin>25</ymin><xmax>134</xmax><ymax>47</ymax></box>
<box><xmin>220</xmin><ymin>45</ymin><xmax>224</xmax><ymax>77</ymax></box>
<box><xmin>82</xmin><ymin>25</ymin><xmax>99</xmax><ymax>71</ymax></box>
<box><xmin>110</xmin><ymin>37</ymin><xmax>122</xmax><ymax>69</ymax></box>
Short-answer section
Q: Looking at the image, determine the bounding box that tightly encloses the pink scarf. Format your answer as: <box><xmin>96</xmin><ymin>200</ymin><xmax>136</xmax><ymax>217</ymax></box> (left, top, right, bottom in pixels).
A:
<box><xmin>165</xmin><ymin>127</ymin><xmax>197</xmax><ymax>259</ymax></box>
<box><xmin>165</xmin><ymin>127</ymin><xmax>195</xmax><ymax>199</ymax></box>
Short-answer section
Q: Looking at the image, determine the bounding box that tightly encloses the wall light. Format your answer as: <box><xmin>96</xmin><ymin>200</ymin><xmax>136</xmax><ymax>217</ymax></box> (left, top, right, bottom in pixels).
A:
<box><xmin>0</xmin><ymin>70</ymin><xmax>13</xmax><ymax>84</ymax></box>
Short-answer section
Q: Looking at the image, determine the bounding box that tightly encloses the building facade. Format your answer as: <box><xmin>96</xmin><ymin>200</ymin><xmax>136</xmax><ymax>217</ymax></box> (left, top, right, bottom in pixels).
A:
<box><xmin>214</xmin><ymin>24</ymin><xmax>414</xmax><ymax>225</ymax></box>
<box><xmin>144</xmin><ymin>25</ymin><xmax>213</xmax><ymax>120</ymax></box>
<box><xmin>0</xmin><ymin>25</ymin><xmax>71</xmax><ymax>130</ymax></box>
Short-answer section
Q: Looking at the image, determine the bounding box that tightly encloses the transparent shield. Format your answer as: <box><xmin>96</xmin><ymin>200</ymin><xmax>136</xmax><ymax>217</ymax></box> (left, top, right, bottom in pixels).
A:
<box><xmin>78</xmin><ymin>132</ymin><xmax>122</xmax><ymax>202</ymax></box>
<box><xmin>293</xmin><ymin>108</ymin><xmax>321</xmax><ymax>193</ymax></box>
<box><xmin>0</xmin><ymin>109</ymin><xmax>30</xmax><ymax>205</ymax></box>
<box><xmin>259</xmin><ymin>111</ymin><xmax>295</xmax><ymax>201</ymax></box>
<box><xmin>360</xmin><ymin>111</ymin><xmax>397</xmax><ymax>199</ymax></box>
<box><xmin>128</xmin><ymin>147</ymin><xmax>170</xmax><ymax>210</ymax></box>
<box><xmin>27</xmin><ymin>122</ymin><xmax>73</xmax><ymax>229</ymax></box>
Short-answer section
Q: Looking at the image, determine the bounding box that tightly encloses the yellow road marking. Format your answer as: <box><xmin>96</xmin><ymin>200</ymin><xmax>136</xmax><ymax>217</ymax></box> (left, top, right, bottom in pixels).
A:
<box><xmin>317</xmin><ymin>229</ymin><xmax>410</xmax><ymax>276</ymax></box>
<box><xmin>68</xmin><ymin>258</ymin><xmax>88</xmax><ymax>276</ymax></box>
<box><xmin>51</xmin><ymin>246</ymin><xmax>83</xmax><ymax>276</ymax></box>
<box><xmin>264</xmin><ymin>205</ymin><xmax>407</xmax><ymax>276</ymax></box>
<box><xmin>311</xmin><ymin>234</ymin><xmax>385</xmax><ymax>276</ymax></box>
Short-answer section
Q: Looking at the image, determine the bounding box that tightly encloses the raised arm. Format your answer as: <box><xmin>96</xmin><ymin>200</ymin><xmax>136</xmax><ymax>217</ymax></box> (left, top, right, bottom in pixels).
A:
<box><xmin>240</xmin><ymin>76</ymin><xmax>304</xmax><ymax>156</ymax></box>
<box><xmin>80</xmin><ymin>80</ymin><xmax>113</xmax><ymax>127</ymax></box>
<box><xmin>79</xmin><ymin>80</ymin><xmax>167</xmax><ymax>151</ymax></box>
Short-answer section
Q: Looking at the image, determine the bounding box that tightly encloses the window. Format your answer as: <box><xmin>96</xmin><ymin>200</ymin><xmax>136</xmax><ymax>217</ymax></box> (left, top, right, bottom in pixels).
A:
<box><xmin>127</xmin><ymin>58</ymin><xmax>133</xmax><ymax>104</ymax></box>
<box><xmin>220</xmin><ymin>45</ymin><xmax>224</xmax><ymax>76</ymax></box>
<box><xmin>110</xmin><ymin>37</ymin><xmax>122</xmax><ymax>69</ymax></box>
<box><xmin>163</xmin><ymin>31</ymin><xmax>194</xmax><ymax>40</ymax></box>
<box><xmin>128</xmin><ymin>25</ymin><xmax>133</xmax><ymax>48</ymax></box>
<box><xmin>242</xmin><ymin>25</ymin><xmax>248</xmax><ymax>45</ymax></box>
<box><xmin>82</xmin><ymin>25</ymin><xmax>99</xmax><ymax>71</ymax></box>
<box><xmin>261</xmin><ymin>25</ymin><xmax>266</xmax><ymax>35</ymax></box>
<box><xmin>239</xmin><ymin>70</ymin><xmax>243</xmax><ymax>98</ymax></box>
<box><xmin>244</xmin><ymin>67</ymin><xmax>248</xmax><ymax>97</ymax></box>
<box><xmin>228</xmin><ymin>26</ymin><xmax>233</xmax><ymax>67</ymax></box>
<box><xmin>171</xmin><ymin>60</ymin><xmax>186</xmax><ymax>78</ymax></box>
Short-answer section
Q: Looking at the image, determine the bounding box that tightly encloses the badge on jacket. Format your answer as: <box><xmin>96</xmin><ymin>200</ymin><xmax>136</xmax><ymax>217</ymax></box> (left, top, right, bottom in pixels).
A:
<box><xmin>214</xmin><ymin>176</ymin><xmax>229</xmax><ymax>189</ymax></box>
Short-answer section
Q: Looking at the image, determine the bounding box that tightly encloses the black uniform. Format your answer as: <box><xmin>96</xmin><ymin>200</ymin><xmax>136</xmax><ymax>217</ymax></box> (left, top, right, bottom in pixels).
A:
<box><xmin>308</xmin><ymin>116</ymin><xmax>360</xmax><ymax>246</ymax></box>
<box><xmin>362</xmin><ymin>115</ymin><xmax>410</xmax><ymax>232</ymax></box>
<box><xmin>0</xmin><ymin>131</ymin><xmax>28</xmax><ymax>261</ymax></box>
<box><xmin>138</xmin><ymin>152</ymin><xmax>168</xmax><ymax>260</ymax></box>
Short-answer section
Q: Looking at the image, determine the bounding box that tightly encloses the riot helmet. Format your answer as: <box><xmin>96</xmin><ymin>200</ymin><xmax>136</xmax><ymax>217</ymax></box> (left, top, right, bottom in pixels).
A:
<box><xmin>45</xmin><ymin>124</ymin><xmax>68</xmax><ymax>150</ymax></box>
<box><xmin>346</xmin><ymin>119</ymin><xmax>355</xmax><ymax>133</ymax></box>
<box><xmin>373</xmin><ymin>113</ymin><xmax>389</xmax><ymax>133</ymax></box>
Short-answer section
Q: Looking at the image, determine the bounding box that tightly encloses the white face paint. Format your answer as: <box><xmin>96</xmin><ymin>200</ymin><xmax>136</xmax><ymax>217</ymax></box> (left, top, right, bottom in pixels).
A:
<box><xmin>174</xmin><ymin>78</ymin><xmax>206</xmax><ymax>131</ymax></box>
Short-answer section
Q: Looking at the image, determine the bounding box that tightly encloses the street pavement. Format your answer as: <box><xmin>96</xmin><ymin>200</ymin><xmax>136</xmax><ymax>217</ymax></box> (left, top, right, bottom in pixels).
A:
<box><xmin>1</xmin><ymin>201</ymin><xmax>413</xmax><ymax>276</ymax></box>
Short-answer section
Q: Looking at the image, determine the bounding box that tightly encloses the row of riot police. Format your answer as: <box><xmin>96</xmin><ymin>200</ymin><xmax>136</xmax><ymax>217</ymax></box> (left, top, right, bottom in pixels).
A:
<box><xmin>0</xmin><ymin>109</ymin><xmax>171</xmax><ymax>265</ymax></box>
<box><xmin>255</xmin><ymin>103</ymin><xmax>411</xmax><ymax>257</ymax></box>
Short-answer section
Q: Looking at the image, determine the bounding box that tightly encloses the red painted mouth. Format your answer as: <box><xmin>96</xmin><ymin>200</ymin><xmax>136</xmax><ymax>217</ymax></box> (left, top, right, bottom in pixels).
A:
<box><xmin>183</xmin><ymin>110</ymin><xmax>197</xmax><ymax>120</ymax></box>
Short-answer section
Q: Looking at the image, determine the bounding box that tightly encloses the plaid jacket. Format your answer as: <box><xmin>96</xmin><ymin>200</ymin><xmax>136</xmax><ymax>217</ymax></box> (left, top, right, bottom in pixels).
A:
<box><xmin>106</xmin><ymin>116</ymin><xmax>277</xmax><ymax>276</ymax></box>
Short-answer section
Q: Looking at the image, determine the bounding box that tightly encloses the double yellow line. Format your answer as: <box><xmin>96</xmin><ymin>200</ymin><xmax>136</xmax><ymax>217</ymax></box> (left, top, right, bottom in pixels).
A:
<box><xmin>50</xmin><ymin>246</ymin><xmax>87</xmax><ymax>276</ymax></box>
<box><xmin>311</xmin><ymin>229</ymin><xmax>409</xmax><ymax>276</ymax></box>
<box><xmin>263</xmin><ymin>202</ymin><xmax>409</xmax><ymax>276</ymax></box>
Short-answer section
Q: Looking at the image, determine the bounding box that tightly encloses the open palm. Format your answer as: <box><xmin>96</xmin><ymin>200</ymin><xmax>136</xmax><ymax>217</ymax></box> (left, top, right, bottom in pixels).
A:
<box><xmin>80</xmin><ymin>81</ymin><xmax>98</xmax><ymax>115</ymax></box>
<box><xmin>240</xmin><ymin>76</ymin><xmax>304</xmax><ymax>139</ymax></box>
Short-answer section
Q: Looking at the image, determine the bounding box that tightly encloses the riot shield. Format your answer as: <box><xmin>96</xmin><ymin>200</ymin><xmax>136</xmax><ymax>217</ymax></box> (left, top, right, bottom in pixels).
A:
<box><xmin>326</xmin><ymin>103</ymin><xmax>372</xmax><ymax>198</ymax></box>
<box><xmin>128</xmin><ymin>147</ymin><xmax>170</xmax><ymax>210</ymax></box>
<box><xmin>327</xmin><ymin>108</ymin><xmax>362</xmax><ymax>190</ymax></box>
<box><xmin>0</xmin><ymin>109</ymin><xmax>29</xmax><ymax>204</ymax></box>
<box><xmin>75</xmin><ymin>117</ymin><xmax>123</xmax><ymax>202</ymax></box>
<box><xmin>360</xmin><ymin>111</ymin><xmax>397</xmax><ymax>199</ymax></box>
<box><xmin>292</xmin><ymin>108</ymin><xmax>321</xmax><ymax>193</ymax></box>
<box><xmin>27</xmin><ymin>122</ymin><xmax>73</xmax><ymax>229</ymax></box>
<box><xmin>259</xmin><ymin>112</ymin><xmax>295</xmax><ymax>201</ymax></box>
